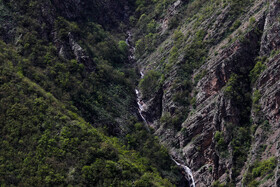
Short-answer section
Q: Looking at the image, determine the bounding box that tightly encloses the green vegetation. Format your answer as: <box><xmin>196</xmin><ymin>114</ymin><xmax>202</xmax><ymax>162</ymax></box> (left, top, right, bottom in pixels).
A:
<box><xmin>136</xmin><ymin>32</ymin><xmax>159</xmax><ymax>57</ymax></box>
<box><xmin>0</xmin><ymin>1</ymin><xmax>182</xmax><ymax>185</ymax></box>
<box><xmin>214</xmin><ymin>131</ymin><xmax>227</xmax><ymax>152</ymax></box>
<box><xmin>124</xmin><ymin>123</ymin><xmax>182</xmax><ymax>184</ymax></box>
<box><xmin>212</xmin><ymin>181</ymin><xmax>226</xmax><ymax>187</ymax></box>
<box><xmin>182</xmin><ymin>29</ymin><xmax>208</xmax><ymax>71</ymax></box>
<box><xmin>139</xmin><ymin>70</ymin><xmax>161</xmax><ymax>99</ymax></box>
<box><xmin>228</xmin><ymin>0</ymin><xmax>253</xmax><ymax>18</ymax></box>
<box><xmin>224</xmin><ymin>73</ymin><xmax>252</xmax><ymax>120</ymax></box>
<box><xmin>0</xmin><ymin>39</ymin><xmax>177</xmax><ymax>185</ymax></box>
<box><xmin>223</xmin><ymin>72</ymin><xmax>255</xmax><ymax>179</ymax></box>
<box><xmin>190</xmin><ymin>97</ymin><xmax>197</xmax><ymax>109</ymax></box>
<box><xmin>250</xmin><ymin>57</ymin><xmax>266</xmax><ymax>84</ymax></box>
<box><xmin>231</xmin><ymin>127</ymin><xmax>252</xmax><ymax>178</ymax></box>
<box><xmin>133</xmin><ymin>0</ymin><xmax>173</xmax><ymax>57</ymax></box>
<box><xmin>224</xmin><ymin>73</ymin><xmax>241</xmax><ymax>99</ymax></box>
<box><xmin>230</xmin><ymin>20</ymin><xmax>241</xmax><ymax>32</ymax></box>
<box><xmin>160</xmin><ymin>112</ymin><xmax>185</xmax><ymax>131</ymax></box>
<box><xmin>0</xmin><ymin>0</ymin><xmax>274</xmax><ymax>186</ymax></box>
<box><xmin>252</xmin><ymin>90</ymin><xmax>262</xmax><ymax>113</ymax></box>
<box><xmin>194</xmin><ymin>70</ymin><xmax>207</xmax><ymax>85</ymax></box>
<box><xmin>1</xmin><ymin>0</ymin><xmax>137</xmax><ymax>128</ymax></box>
<box><xmin>243</xmin><ymin>157</ymin><xmax>277</xmax><ymax>186</ymax></box>
<box><xmin>118</xmin><ymin>40</ymin><xmax>129</xmax><ymax>58</ymax></box>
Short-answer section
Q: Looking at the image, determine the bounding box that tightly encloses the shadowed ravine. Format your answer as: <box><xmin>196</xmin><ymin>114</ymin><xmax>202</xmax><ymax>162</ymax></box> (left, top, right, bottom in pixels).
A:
<box><xmin>126</xmin><ymin>31</ymin><xmax>195</xmax><ymax>187</ymax></box>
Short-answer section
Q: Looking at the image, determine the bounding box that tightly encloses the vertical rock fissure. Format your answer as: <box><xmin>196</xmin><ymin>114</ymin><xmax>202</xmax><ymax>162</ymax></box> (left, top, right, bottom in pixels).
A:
<box><xmin>217</xmin><ymin>15</ymin><xmax>266</xmax><ymax>183</ymax></box>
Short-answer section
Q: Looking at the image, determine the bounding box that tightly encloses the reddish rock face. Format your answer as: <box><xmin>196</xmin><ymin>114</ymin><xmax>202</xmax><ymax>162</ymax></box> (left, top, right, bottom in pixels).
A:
<box><xmin>137</xmin><ymin>0</ymin><xmax>280</xmax><ymax>186</ymax></box>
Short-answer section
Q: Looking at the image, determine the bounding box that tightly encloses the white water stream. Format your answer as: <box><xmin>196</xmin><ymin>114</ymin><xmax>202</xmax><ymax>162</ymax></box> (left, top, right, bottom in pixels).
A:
<box><xmin>126</xmin><ymin>31</ymin><xmax>195</xmax><ymax>187</ymax></box>
<box><xmin>172</xmin><ymin>158</ymin><xmax>196</xmax><ymax>187</ymax></box>
<box><xmin>126</xmin><ymin>32</ymin><xmax>150</xmax><ymax>129</ymax></box>
<box><xmin>135</xmin><ymin>84</ymin><xmax>149</xmax><ymax>125</ymax></box>
<box><xmin>126</xmin><ymin>31</ymin><xmax>136</xmax><ymax>61</ymax></box>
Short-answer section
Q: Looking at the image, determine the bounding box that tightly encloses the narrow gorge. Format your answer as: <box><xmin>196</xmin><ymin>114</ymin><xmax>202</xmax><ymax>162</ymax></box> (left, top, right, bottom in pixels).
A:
<box><xmin>128</xmin><ymin>30</ymin><xmax>196</xmax><ymax>186</ymax></box>
<box><xmin>1</xmin><ymin>0</ymin><xmax>280</xmax><ymax>186</ymax></box>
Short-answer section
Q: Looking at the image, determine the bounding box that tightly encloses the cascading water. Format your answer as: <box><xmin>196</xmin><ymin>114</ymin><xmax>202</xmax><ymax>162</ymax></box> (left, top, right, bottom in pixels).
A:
<box><xmin>126</xmin><ymin>31</ymin><xmax>136</xmax><ymax>61</ymax></box>
<box><xmin>172</xmin><ymin>158</ymin><xmax>196</xmax><ymax>187</ymax></box>
<box><xmin>126</xmin><ymin>32</ymin><xmax>149</xmax><ymax>129</ymax></box>
<box><xmin>140</xmin><ymin>71</ymin><xmax>144</xmax><ymax>78</ymax></box>
<box><xmin>135</xmin><ymin>80</ymin><xmax>150</xmax><ymax>130</ymax></box>
<box><xmin>126</xmin><ymin>31</ymin><xmax>195</xmax><ymax>187</ymax></box>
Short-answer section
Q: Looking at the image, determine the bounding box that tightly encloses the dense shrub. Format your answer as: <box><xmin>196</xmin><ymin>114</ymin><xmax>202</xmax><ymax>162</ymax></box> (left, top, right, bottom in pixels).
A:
<box><xmin>0</xmin><ymin>42</ymin><xmax>175</xmax><ymax>185</ymax></box>
<box><xmin>139</xmin><ymin>70</ymin><xmax>162</xmax><ymax>99</ymax></box>
<box><xmin>214</xmin><ymin>131</ymin><xmax>227</xmax><ymax>152</ymax></box>
<box><xmin>250</xmin><ymin>57</ymin><xmax>266</xmax><ymax>84</ymax></box>
<box><xmin>252</xmin><ymin>90</ymin><xmax>261</xmax><ymax>113</ymax></box>
<box><xmin>243</xmin><ymin>157</ymin><xmax>277</xmax><ymax>186</ymax></box>
<box><xmin>231</xmin><ymin>127</ymin><xmax>252</xmax><ymax>178</ymax></box>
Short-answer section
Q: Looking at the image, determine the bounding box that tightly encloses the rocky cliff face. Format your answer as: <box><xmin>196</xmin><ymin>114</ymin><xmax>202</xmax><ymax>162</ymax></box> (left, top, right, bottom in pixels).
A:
<box><xmin>135</xmin><ymin>0</ymin><xmax>280</xmax><ymax>186</ymax></box>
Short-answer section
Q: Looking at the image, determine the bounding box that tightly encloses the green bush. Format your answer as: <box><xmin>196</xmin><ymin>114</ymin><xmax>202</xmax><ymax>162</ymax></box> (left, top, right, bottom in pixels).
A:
<box><xmin>118</xmin><ymin>40</ymin><xmax>128</xmax><ymax>54</ymax></box>
<box><xmin>139</xmin><ymin>70</ymin><xmax>161</xmax><ymax>99</ymax></box>
<box><xmin>169</xmin><ymin>16</ymin><xmax>180</xmax><ymax>30</ymax></box>
<box><xmin>231</xmin><ymin>127</ymin><xmax>251</xmax><ymax>178</ymax></box>
<box><xmin>252</xmin><ymin>90</ymin><xmax>261</xmax><ymax>113</ymax></box>
<box><xmin>147</xmin><ymin>19</ymin><xmax>157</xmax><ymax>33</ymax></box>
<box><xmin>224</xmin><ymin>73</ymin><xmax>239</xmax><ymax>99</ymax></box>
<box><xmin>243</xmin><ymin>157</ymin><xmax>277</xmax><ymax>185</ymax></box>
<box><xmin>250</xmin><ymin>57</ymin><xmax>266</xmax><ymax>84</ymax></box>
<box><xmin>168</xmin><ymin>46</ymin><xmax>179</xmax><ymax>64</ymax></box>
<box><xmin>230</xmin><ymin>20</ymin><xmax>241</xmax><ymax>32</ymax></box>
<box><xmin>194</xmin><ymin>70</ymin><xmax>207</xmax><ymax>85</ymax></box>
<box><xmin>212</xmin><ymin>181</ymin><xmax>226</xmax><ymax>187</ymax></box>
<box><xmin>249</xmin><ymin>17</ymin><xmax>256</xmax><ymax>26</ymax></box>
<box><xmin>252</xmin><ymin>157</ymin><xmax>277</xmax><ymax>178</ymax></box>
<box><xmin>190</xmin><ymin>97</ymin><xmax>196</xmax><ymax>109</ymax></box>
<box><xmin>214</xmin><ymin>131</ymin><xmax>227</xmax><ymax>152</ymax></box>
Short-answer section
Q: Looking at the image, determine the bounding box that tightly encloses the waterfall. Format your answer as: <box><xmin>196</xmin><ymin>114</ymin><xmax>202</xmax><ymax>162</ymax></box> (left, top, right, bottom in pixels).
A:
<box><xmin>140</xmin><ymin>71</ymin><xmax>144</xmax><ymax>78</ymax></box>
<box><xmin>135</xmin><ymin>71</ymin><xmax>150</xmax><ymax>131</ymax></box>
<box><xmin>135</xmin><ymin>89</ymin><xmax>148</xmax><ymax>123</ymax></box>
<box><xmin>126</xmin><ymin>31</ymin><xmax>149</xmax><ymax>129</ymax></box>
<box><xmin>126</xmin><ymin>31</ymin><xmax>135</xmax><ymax>60</ymax></box>
<box><xmin>172</xmin><ymin>158</ymin><xmax>196</xmax><ymax>187</ymax></box>
<box><xmin>135</xmin><ymin>82</ymin><xmax>150</xmax><ymax>131</ymax></box>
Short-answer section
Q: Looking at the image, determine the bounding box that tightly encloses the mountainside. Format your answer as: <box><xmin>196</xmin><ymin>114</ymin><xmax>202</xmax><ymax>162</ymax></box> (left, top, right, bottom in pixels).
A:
<box><xmin>132</xmin><ymin>0</ymin><xmax>280</xmax><ymax>186</ymax></box>
<box><xmin>1</xmin><ymin>0</ymin><xmax>280</xmax><ymax>186</ymax></box>
<box><xmin>0</xmin><ymin>0</ymin><xmax>185</xmax><ymax>186</ymax></box>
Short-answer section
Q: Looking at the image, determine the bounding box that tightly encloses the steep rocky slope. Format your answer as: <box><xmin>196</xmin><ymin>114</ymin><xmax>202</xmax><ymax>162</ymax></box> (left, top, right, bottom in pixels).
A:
<box><xmin>133</xmin><ymin>0</ymin><xmax>280</xmax><ymax>186</ymax></box>
<box><xmin>1</xmin><ymin>0</ymin><xmax>280</xmax><ymax>186</ymax></box>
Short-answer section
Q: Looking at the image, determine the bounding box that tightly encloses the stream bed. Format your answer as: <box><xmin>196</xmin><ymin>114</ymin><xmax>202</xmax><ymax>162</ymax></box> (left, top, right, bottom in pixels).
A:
<box><xmin>126</xmin><ymin>31</ymin><xmax>195</xmax><ymax>187</ymax></box>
